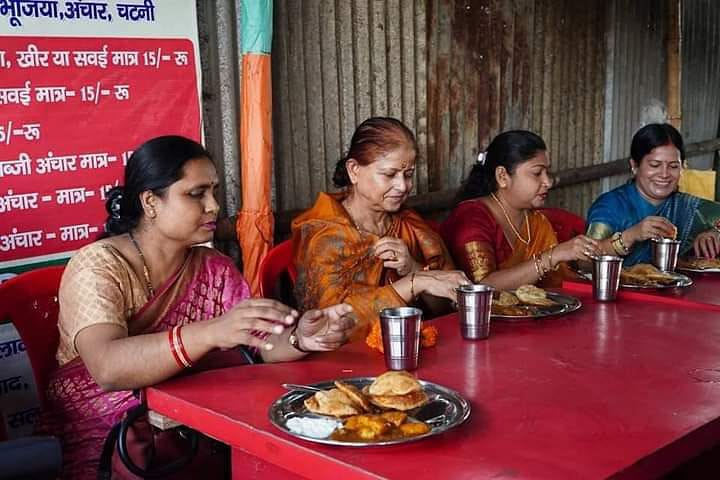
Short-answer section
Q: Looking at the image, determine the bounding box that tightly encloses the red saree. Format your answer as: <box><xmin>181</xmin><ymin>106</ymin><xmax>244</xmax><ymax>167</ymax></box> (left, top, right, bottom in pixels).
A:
<box><xmin>441</xmin><ymin>199</ymin><xmax>572</xmax><ymax>287</ymax></box>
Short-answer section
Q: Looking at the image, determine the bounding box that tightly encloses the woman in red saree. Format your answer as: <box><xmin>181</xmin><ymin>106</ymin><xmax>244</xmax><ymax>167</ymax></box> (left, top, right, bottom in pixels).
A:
<box><xmin>441</xmin><ymin>130</ymin><xmax>600</xmax><ymax>289</ymax></box>
<box><xmin>41</xmin><ymin>136</ymin><xmax>355</xmax><ymax>479</ymax></box>
<box><xmin>293</xmin><ymin>117</ymin><xmax>470</xmax><ymax>344</ymax></box>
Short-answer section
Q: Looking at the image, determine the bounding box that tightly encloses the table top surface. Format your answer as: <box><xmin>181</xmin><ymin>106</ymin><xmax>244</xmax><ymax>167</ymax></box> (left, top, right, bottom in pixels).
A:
<box><xmin>147</xmin><ymin>288</ymin><xmax>720</xmax><ymax>480</ymax></box>
<box><xmin>566</xmin><ymin>270</ymin><xmax>720</xmax><ymax>310</ymax></box>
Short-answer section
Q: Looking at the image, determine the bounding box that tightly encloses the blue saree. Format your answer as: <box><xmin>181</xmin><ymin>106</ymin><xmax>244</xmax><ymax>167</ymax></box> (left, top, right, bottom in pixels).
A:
<box><xmin>586</xmin><ymin>182</ymin><xmax>720</xmax><ymax>265</ymax></box>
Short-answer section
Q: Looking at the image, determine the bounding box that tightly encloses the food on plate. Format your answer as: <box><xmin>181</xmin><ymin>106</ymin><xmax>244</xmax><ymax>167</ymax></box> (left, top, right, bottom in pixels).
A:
<box><xmin>491</xmin><ymin>304</ymin><xmax>533</xmax><ymax>316</ymax></box>
<box><xmin>297</xmin><ymin>371</ymin><xmax>433</xmax><ymax>442</ymax></box>
<box><xmin>367</xmin><ymin>371</ymin><xmax>421</xmax><ymax>396</ymax></box>
<box><xmin>620</xmin><ymin>263</ymin><xmax>678</xmax><ymax>286</ymax></box>
<box><xmin>515</xmin><ymin>285</ymin><xmax>557</xmax><ymax>307</ymax></box>
<box><xmin>490</xmin><ymin>285</ymin><xmax>557</xmax><ymax>316</ymax></box>
<box><xmin>367</xmin><ymin>390</ymin><xmax>429</xmax><ymax>411</ymax></box>
<box><xmin>330</xmin><ymin>412</ymin><xmax>430</xmax><ymax>442</ymax></box>
<box><xmin>678</xmin><ymin>257</ymin><xmax>720</xmax><ymax>270</ymax></box>
<box><xmin>334</xmin><ymin>380</ymin><xmax>372</xmax><ymax>412</ymax></box>
<box><xmin>363</xmin><ymin>371</ymin><xmax>429</xmax><ymax>411</ymax></box>
<box><xmin>495</xmin><ymin>291</ymin><xmax>520</xmax><ymax>306</ymax></box>
<box><xmin>304</xmin><ymin>388</ymin><xmax>360</xmax><ymax>417</ymax></box>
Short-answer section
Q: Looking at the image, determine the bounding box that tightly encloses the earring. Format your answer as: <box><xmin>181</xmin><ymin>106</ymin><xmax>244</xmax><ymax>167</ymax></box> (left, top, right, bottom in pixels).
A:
<box><xmin>148</xmin><ymin>208</ymin><xmax>156</xmax><ymax>219</ymax></box>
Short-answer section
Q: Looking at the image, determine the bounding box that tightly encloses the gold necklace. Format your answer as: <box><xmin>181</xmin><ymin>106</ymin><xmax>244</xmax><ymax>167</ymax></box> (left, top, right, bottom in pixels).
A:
<box><xmin>342</xmin><ymin>200</ymin><xmax>390</xmax><ymax>237</ymax></box>
<box><xmin>128</xmin><ymin>231</ymin><xmax>155</xmax><ymax>297</ymax></box>
<box><xmin>490</xmin><ymin>192</ymin><xmax>531</xmax><ymax>245</ymax></box>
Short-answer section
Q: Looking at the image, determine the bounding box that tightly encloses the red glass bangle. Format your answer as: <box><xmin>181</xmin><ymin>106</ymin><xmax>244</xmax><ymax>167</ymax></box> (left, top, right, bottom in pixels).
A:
<box><xmin>175</xmin><ymin>325</ymin><xmax>193</xmax><ymax>368</ymax></box>
<box><xmin>169</xmin><ymin>325</ymin><xmax>192</xmax><ymax>368</ymax></box>
<box><xmin>168</xmin><ymin>328</ymin><xmax>185</xmax><ymax>368</ymax></box>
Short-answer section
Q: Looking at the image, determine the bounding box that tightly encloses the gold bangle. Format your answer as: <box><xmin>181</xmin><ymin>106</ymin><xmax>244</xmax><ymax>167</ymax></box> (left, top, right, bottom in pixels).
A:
<box><xmin>532</xmin><ymin>254</ymin><xmax>544</xmax><ymax>279</ymax></box>
<box><xmin>549</xmin><ymin>246</ymin><xmax>560</xmax><ymax>271</ymax></box>
<box><xmin>617</xmin><ymin>232</ymin><xmax>629</xmax><ymax>254</ymax></box>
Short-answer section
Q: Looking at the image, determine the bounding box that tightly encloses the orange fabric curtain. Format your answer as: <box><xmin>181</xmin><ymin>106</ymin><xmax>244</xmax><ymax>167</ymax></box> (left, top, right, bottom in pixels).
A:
<box><xmin>236</xmin><ymin>54</ymin><xmax>273</xmax><ymax>296</ymax></box>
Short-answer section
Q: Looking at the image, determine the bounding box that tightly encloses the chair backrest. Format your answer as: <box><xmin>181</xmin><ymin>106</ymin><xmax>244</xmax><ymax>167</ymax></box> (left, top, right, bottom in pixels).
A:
<box><xmin>0</xmin><ymin>266</ymin><xmax>64</xmax><ymax>409</ymax></box>
<box><xmin>538</xmin><ymin>207</ymin><xmax>587</xmax><ymax>243</ymax></box>
<box><xmin>258</xmin><ymin>240</ymin><xmax>297</xmax><ymax>299</ymax></box>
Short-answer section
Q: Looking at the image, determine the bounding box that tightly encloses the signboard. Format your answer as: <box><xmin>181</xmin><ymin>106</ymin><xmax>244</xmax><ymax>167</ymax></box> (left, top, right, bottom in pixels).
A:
<box><xmin>0</xmin><ymin>0</ymin><xmax>202</xmax><ymax>274</ymax></box>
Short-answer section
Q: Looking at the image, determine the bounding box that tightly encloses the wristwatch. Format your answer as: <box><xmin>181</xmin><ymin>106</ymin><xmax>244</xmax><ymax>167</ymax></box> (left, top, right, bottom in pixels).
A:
<box><xmin>288</xmin><ymin>326</ymin><xmax>312</xmax><ymax>353</ymax></box>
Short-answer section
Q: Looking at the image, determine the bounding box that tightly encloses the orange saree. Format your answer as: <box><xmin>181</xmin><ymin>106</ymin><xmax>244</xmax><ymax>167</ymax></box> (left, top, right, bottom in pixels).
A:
<box><xmin>292</xmin><ymin>193</ymin><xmax>454</xmax><ymax>341</ymax></box>
<box><xmin>441</xmin><ymin>199</ymin><xmax>572</xmax><ymax>287</ymax></box>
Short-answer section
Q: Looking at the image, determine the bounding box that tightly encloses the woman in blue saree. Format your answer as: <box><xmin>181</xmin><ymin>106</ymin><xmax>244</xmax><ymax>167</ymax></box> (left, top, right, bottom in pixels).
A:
<box><xmin>586</xmin><ymin>123</ymin><xmax>720</xmax><ymax>265</ymax></box>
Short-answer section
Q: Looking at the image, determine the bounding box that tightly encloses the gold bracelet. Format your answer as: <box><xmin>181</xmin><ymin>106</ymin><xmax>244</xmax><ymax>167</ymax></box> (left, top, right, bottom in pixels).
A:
<box><xmin>410</xmin><ymin>271</ymin><xmax>417</xmax><ymax>300</ymax></box>
<box><xmin>610</xmin><ymin>232</ymin><xmax>629</xmax><ymax>256</ymax></box>
<box><xmin>617</xmin><ymin>232</ymin><xmax>629</xmax><ymax>254</ymax></box>
<box><xmin>547</xmin><ymin>246</ymin><xmax>560</xmax><ymax>271</ymax></box>
<box><xmin>532</xmin><ymin>254</ymin><xmax>544</xmax><ymax>279</ymax></box>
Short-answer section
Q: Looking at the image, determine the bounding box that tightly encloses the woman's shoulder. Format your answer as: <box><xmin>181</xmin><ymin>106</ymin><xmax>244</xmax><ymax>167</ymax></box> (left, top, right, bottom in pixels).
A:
<box><xmin>445</xmin><ymin>198</ymin><xmax>495</xmax><ymax>223</ymax></box>
<box><xmin>190</xmin><ymin>245</ymin><xmax>238</xmax><ymax>268</ymax></box>
<box><xmin>66</xmin><ymin>239</ymin><xmax>127</xmax><ymax>272</ymax></box>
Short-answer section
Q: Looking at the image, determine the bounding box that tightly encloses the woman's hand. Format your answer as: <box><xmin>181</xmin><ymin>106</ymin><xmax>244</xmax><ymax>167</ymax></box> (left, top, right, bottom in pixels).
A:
<box><xmin>553</xmin><ymin>235</ymin><xmax>601</xmax><ymax>263</ymax></box>
<box><xmin>208</xmin><ymin>298</ymin><xmax>298</xmax><ymax>351</ymax></box>
<box><xmin>295</xmin><ymin>304</ymin><xmax>355</xmax><ymax>352</ymax></box>
<box><xmin>415</xmin><ymin>270</ymin><xmax>471</xmax><ymax>302</ymax></box>
<box><xmin>693</xmin><ymin>229</ymin><xmax>720</xmax><ymax>258</ymax></box>
<box><xmin>626</xmin><ymin>216</ymin><xmax>677</xmax><ymax>243</ymax></box>
<box><xmin>374</xmin><ymin>237</ymin><xmax>420</xmax><ymax>276</ymax></box>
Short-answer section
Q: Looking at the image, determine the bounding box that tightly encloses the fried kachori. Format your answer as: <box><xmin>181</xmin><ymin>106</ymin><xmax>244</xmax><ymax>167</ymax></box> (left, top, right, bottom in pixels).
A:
<box><xmin>304</xmin><ymin>388</ymin><xmax>360</xmax><ymax>417</ymax></box>
<box><xmin>515</xmin><ymin>284</ymin><xmax>556</xmax><ymax>307</ymax></box>
<box><xmin>620</xmin><ymin>263</ymin><xmax>678</xmax><ymax>286</ymax></box>
<box><xmin>678</xmin><ymin>257</ymin><xmax>720</xmax><ymax>270</ymax></box>
<box><xmin>334</xmin><ymin>380</ymin><xmax>372</xmax><ymax>412</ymax></box>
<box><xmin>367</xmin><ymin>371</ymin><xmax>421</xmax><ymax>396</ymax></box>
<box><xmin>367</xmin><ymin>389</ymin><xmax>429</xmax><ymax>411</ymax></box>
<box><xmin>495</xmin><ymin>290</ymin><xmax>520</xmax><ymax>306</ymax></box>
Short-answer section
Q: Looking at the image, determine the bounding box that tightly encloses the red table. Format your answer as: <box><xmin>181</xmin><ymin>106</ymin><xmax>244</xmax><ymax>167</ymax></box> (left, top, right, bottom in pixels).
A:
<box><xmin>564</xmin><ymin>273</ymin><xmax>720</xmax><ymax>311</ymax></box>
<box><xmin>146</xmin><ymin>290</ymin><xmax>720</xmax><ymax>479</ymax></box>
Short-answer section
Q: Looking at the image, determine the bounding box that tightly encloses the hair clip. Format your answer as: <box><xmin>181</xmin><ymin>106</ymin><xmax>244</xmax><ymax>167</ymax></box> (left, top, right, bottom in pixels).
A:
<box><xmin>110</xmin><ymin>193</ymin><xmax>123</xmax><ymax>219</ymax></box>
<box><xmin>477</xmin><ymin>151</ymin><xmax>487</xmax><ymax>165</ymax></box>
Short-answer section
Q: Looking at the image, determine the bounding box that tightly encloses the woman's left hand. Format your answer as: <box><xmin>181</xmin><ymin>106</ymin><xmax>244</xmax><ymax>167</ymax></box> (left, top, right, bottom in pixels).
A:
<box><xmin>296</xmin><ymin>304</ymin><xmax>356</xmax><ymax>352</ymax></box>
<box><xmin>693</xmin><ymin>229</ymin><xmax>720</xmax><ymax>258</ymax></box>
<box><xmin>373</xmin><ymin>237</ymin><xmax>420</xmax><ymax>276</ymax></box>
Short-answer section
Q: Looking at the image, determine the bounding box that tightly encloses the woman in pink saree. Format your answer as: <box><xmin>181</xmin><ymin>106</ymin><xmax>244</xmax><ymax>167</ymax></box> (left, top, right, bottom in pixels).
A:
<box><xmin>40</xmin><ymin>136</ymin><xmax>355</xmax><ymax>479</ymax></box>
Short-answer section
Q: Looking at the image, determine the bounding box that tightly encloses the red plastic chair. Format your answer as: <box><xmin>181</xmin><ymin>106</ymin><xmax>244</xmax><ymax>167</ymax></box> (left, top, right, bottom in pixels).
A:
<box><xmin>538</xmin><ymin>207</ymin><xmax>587</xmax><ymax>243</ymax></box>
<box><xmin>0</xmin><ymin>266</ymin><xmax>64</xmax><ymax>410</ymax></box>
<box><xmin>258</xmin><ymin>240</ymin><xmax>297</xmax><ymax>299</ymax></box>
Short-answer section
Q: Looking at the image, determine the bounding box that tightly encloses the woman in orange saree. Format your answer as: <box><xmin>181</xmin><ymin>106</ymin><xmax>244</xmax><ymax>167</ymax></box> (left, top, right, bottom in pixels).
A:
<box><xmin>293</xmin><ymin>117</ymin><xmax>470</xmax><ymax>344</ymax></box>
<box><xmin>441</xmin><ymin>130</ymin><xmax>600</xmax><ymax>290</ymax></box>
<box><xmin>40</xmin><ymin>136</ymin><xmax>356</xmax><ymax>479</ymax></box>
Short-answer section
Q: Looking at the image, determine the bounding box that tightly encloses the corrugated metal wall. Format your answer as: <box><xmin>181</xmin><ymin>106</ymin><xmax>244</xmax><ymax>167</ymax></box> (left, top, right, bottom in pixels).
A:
<box><xmin>263</xmin><ymin>0</ymin><xmax>720</xmax><ymax>216</ymax></box>
<box><xmin>602</xmin><ymin>0</ymin><xmax>668</xmax><ymax>192</ymax></box>
<box><xmin>682</xmin><ymin>0</ymin><xmax>720</xmax><ymax>170</ymax></box>
<box><xmin>272</xmin><ymin>0</ymin><xmax>428</xmax><ymax>212</ymax></box>
<box><xmin>272</xmin><ymin>0</ymin><xmax>607</xmax><ymax>216</ymax></box>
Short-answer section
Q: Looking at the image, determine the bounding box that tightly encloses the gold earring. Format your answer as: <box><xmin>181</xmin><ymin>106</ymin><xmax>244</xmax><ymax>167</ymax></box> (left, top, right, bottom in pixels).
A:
<box><xmin>149</xmin><ymin>208</ymin><xmax>156</xmax><ymax>218</ymax></box>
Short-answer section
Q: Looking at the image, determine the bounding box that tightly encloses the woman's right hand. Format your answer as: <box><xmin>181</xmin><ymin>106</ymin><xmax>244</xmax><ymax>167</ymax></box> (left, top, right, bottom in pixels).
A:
<box><xmin>414</xmin><ymin>270</ymin><xmax>471</xmax><ymax>302</ymax></box>
<box><xmin>626</xmin><ymin>216</ymin><xmax>677</xmax><ymax>243</ymax></box>
<box><xmin>207</xmin><ymin>298</ymin><xmax>298</xmax><ymax>351</ymax></box>
<box><xmin>553</xmin><ymin>235</ymin><xmax>600</xmax><ymax>262</ymax></box>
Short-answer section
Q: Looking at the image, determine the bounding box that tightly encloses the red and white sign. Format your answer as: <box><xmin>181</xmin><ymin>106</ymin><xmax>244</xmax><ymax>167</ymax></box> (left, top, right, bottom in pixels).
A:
<box><xmin>0</xmin><ymin>36</ymin><xmax>200</xmax><ymax>267</ymax></box>
<box><xmin>0</xmin><ymin>1</ymin><xmax>202</xmax><ymax>273</ymax></box>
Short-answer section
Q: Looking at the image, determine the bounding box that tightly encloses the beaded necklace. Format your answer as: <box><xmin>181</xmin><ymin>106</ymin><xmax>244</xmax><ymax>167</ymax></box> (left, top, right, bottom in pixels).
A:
<box><xmin>128</xmin><ymin>231</ymin><xmax>155</xmax><ymax>298</ymax></box>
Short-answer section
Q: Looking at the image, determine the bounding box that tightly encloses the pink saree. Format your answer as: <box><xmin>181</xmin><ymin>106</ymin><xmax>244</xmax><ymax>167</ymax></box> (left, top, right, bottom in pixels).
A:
<box><xmin>38</xmin><ymin>242</ymin><xmax>250</xmax><ymax>479</ymax></box>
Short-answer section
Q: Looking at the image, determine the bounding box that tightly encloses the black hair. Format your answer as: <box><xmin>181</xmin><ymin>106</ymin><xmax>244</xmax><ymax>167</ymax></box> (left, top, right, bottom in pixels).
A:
<box><xmin>104</xmin><ymin>135</ymin><xmax>212</xmax><ymax>236</ymax></box>
<box><xmin>630</xmin><ymin>123</ymin><xmax>685</xmax><ymax>164</ymax></box>
<box><xmin>332</xmin><ymin>117</ymin><xmax>417</xmax><ymax>188</ymax></box>
<box><xmin>456</xmin><ymin>130</ymin><xmax>547</xmax><ymax>203</ymax></box>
